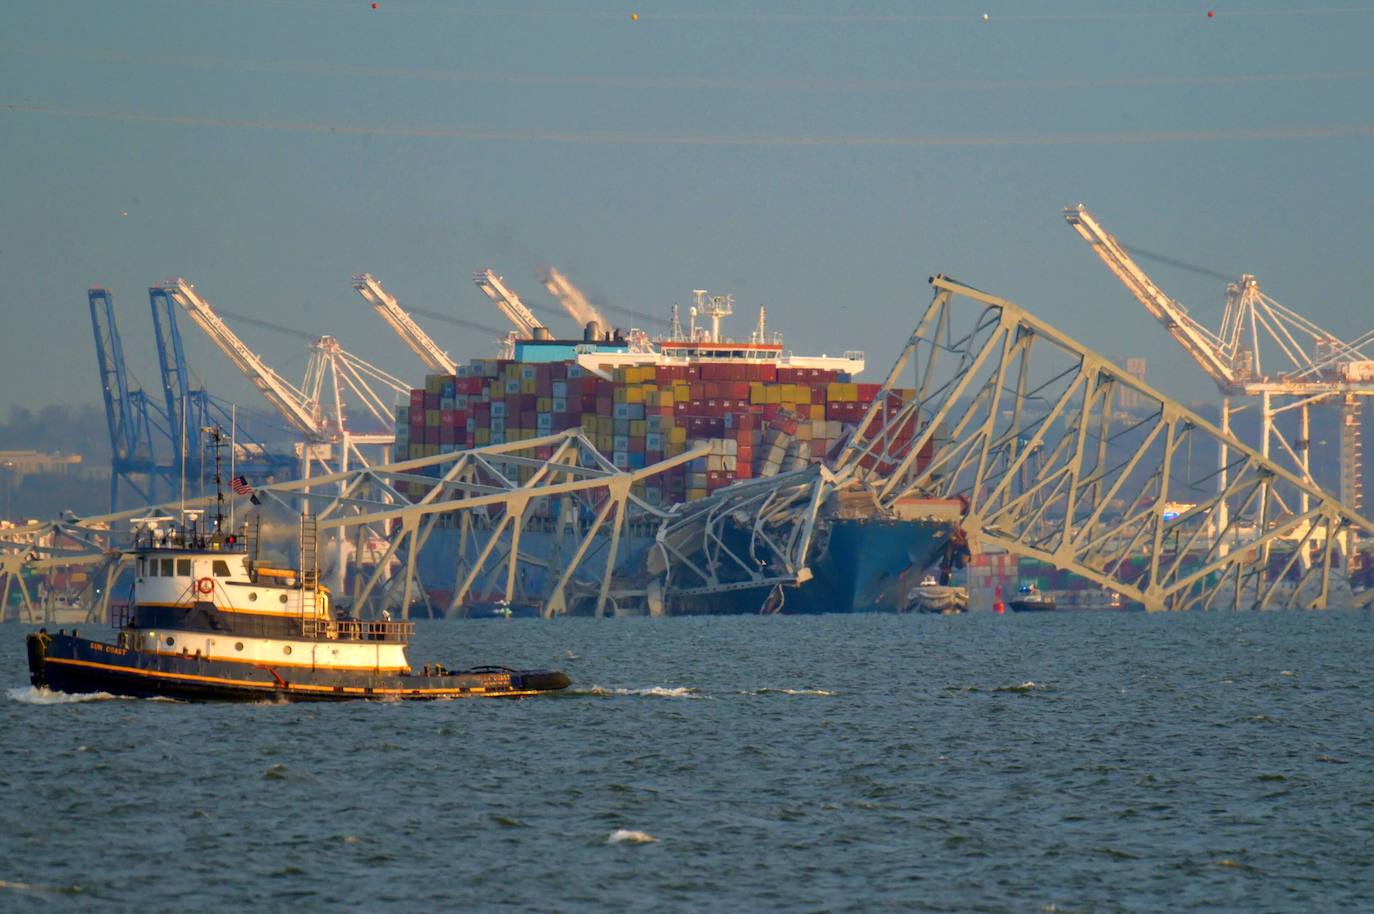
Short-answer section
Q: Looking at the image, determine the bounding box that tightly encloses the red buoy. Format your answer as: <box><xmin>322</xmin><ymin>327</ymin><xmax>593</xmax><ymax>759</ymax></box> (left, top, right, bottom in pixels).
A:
<box><xmin>993</xmin><ymin>584</ymin><xmax>1006</xmax><ymax>614</ymax></box>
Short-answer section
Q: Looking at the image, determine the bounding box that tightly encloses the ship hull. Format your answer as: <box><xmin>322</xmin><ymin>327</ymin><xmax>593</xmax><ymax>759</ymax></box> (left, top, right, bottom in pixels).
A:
<box><xmin>670</xmin><ymin>517</ymin><xmax>953</xmax><ymax>615</ymax></box>
<box><xmin>26</xmin><ymin>632</ymin><xmax>569</xmax><ymax>702</ymax></box>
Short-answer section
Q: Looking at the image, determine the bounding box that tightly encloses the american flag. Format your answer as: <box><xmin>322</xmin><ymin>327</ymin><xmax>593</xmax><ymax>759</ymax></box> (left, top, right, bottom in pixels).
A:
<box><xmin>230</xmin><ymin>475</ymin><xmax>253</xmax><ymax>496</ymax></box>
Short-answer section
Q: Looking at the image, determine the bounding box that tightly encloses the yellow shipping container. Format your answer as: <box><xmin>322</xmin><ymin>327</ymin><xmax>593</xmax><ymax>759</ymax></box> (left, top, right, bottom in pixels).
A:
<box><xmin>537</xmin><ymin>397</ymin><xmax>552</xmax><ymax>412</ymax></box>
<box><xmin>794</xmin><ymin>386</ymin><xmax>811</xmax><ymax>405</ymax></box>
<box><xmin>766</xmin><ymin>386</ymin><xmax>783</xmax><ymax>405</ymax></box>
<box><xmin>582</xmin><ymin>414</ymin><xmax>597</xmax><ymax>432</ymax></box>
<box><xmin>613</xmin><ymin>387</ymin><xmax>627</xmax><ymax>404</ymax></box>
<box><xmin>809</xmin><ymin>404</ymin><xmax>825</xmax><ymax>421</ymax></box>
<box><xmin>520</xmin><ymin>379</ymin><xmax>535</xmax><ymax>395</ymax></box>
<box><xmin>666</xmin><ymin>441</ymin><xmax>684</xmax><ymax>456</ymax></box>
<box><xmin>613</xmin><ymin>367</ymin><xmax>628</xmax><ymax>384</ymax></box>
<box><xmin>597</xmin><ymin>433</ymin><xmax>613</xmax><ymax>451</ymax></box>
<box><xmin>674</xmin><ymin>383</ymin><xmax>691</xmax><ymax>402</ymax></box>
<box><xmin>687</xmin><ymin>488</ymin><xmax>707</xmax><ymax>501</ymax></box>
<box><xmin>668</xmin><ymin>426</ymin><xmax>688</xmax><ymax>444</ymax></box>
<box><xmin>630</xmin><ymin>419</ymin><xmax>647</xmax><ymax>437</ymax></box>
<box><xmin>625</xmin><ymin>386</ymin><xmax>644</xmax><ymax>405</ymax></box>
<box><xmin>426</xmin><ymin>409</ymin><xmax>440</xmax><ymax>427</ymax></box>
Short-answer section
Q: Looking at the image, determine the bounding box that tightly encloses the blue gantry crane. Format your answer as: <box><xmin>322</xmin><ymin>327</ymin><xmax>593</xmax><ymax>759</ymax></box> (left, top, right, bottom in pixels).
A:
<box><xmin>88</xmin><ymin>288</ymin><xmax>166</xmax><ymax>508</ymax></box>
<box><xmin>89</xmin><ymin>287</ymin><xmax>299</xmax><ymax>511</ymax></box>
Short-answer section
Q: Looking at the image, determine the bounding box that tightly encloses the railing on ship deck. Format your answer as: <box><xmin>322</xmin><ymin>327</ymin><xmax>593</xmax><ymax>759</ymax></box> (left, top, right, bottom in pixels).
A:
<box><xmin>300</xmin><ymin>618</ymin><xmax>415</xmax><ymax>642</ymax></box>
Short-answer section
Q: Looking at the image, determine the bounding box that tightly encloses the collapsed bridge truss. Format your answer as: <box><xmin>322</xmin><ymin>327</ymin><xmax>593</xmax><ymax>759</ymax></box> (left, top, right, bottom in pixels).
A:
<box><xmin>837</xmin><ymin>275</ymin><xmax>1374</xmax><ymax>611</ymax></box>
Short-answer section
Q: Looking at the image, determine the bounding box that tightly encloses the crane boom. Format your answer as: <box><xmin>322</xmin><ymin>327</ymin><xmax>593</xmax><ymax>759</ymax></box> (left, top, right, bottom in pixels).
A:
<box><xmin>473</xmin><ymin>269</ymin><xmax>544</xmax><ymax>339</ymax></box>
<box><xmin>541</xmin><ymin>267</ymin><xmax>605</xmax><ymax>328</ymax></box>
<box><xmin>1064</xmin><ymin>204</ymin><xmax>1237</xmax><ymax>392</ymax></box>
<box><xmin>352</xmin><ymin>273</ymin><xmax>456</xmax><ymax>374</ymax></box>
<box><xmin>162</xmin><ymin>278</ymin><xmax>323</xmax><ymax>439</ymax></box>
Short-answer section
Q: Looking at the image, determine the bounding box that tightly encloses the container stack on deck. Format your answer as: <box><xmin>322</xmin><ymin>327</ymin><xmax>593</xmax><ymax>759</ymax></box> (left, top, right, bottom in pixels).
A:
<box><xmin>392</xmin><ymin>357</ymin><xmax>927</xmax><ymax>507</ymax></box>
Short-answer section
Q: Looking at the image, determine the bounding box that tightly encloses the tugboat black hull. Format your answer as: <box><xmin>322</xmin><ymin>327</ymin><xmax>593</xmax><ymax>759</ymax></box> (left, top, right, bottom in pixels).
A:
<box><xmin>27</xmin><ymin>632</ymin><xmax>570</xmax><ymax>702</ymax></box>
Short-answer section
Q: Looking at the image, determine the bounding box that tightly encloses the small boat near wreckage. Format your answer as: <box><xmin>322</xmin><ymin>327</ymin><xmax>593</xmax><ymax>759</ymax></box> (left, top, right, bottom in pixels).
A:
<box><xmin>25</xmin><ymin>434</ymin><xmax>570</xmax><ymax>702</ymax></box>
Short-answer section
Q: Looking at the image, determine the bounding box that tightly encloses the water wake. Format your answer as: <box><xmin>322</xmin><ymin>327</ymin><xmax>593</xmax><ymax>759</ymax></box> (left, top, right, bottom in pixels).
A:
<box><xmin>572</xmin><ymin>686</ymin><xmax>703</xmax><ymax>698</ymax></box>
<box><xmin>6</xmin><ymin>686</ymin><xmax>119</xmax><ymax>705</ymax></box>
<box><xmin>748</xmin><ymin>688</ymin><xmax>836</xmax><ymax>697</ymax></box>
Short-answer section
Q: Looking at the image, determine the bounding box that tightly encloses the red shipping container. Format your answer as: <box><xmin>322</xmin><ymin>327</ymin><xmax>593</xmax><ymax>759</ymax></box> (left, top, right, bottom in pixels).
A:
<box><xmin>735</xmin><ymin>463</ymin><xmax>753</xmax><ymax>479</ymax></box>
<box><xmin>409</xmin><ymin>389</ymin><xmax>425</xmax><ymax>408</ymax></box>
<box><xmin>597</xmin><ymin>396</ymin><xmax>613</xmax><ymax>415</ymax></box>
<box><xmin>424</xmin><ymin>391</ymin><xmax>440</xmax><ymax>409</ymax></box>
<box><xmin>550</xmin><ymin>363</ymin><xmax>567</xmax><ymax>380</ymax></box>
<box><xmin>439</xmin><ymin>425</ymin><xmax>456</xmax><ymax>444</ymax></box>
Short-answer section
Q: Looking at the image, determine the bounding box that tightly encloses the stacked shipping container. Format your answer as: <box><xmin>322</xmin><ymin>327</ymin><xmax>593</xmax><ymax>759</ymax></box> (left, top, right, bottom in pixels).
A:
<box><xmin>392</xmin><ymin>357</ymin><xmax>929</xmax><ymax>506</ymax></box>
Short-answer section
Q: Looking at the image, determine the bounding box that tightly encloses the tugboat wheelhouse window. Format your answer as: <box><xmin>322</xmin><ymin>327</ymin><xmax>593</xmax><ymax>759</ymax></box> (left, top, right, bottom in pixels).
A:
<box><xmin>160</xmin><ymin>559</ymin><xmax>174</xmax><ymax>577</ymax></box>
<box><xmin>176</xmin><ymin>559</ymin><xmax>191</xmax><ymax>577</ymax></box>
<box><xmin>212</xmin><ymin>560</ymin><xmax>231</xmax><ymax>577</ymax></box>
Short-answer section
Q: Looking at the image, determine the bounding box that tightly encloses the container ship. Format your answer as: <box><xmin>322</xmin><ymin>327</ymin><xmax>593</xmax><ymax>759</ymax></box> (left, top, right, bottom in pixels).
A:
<box><xmin>389</xmin><ymin>293</ymin><xmax>961</xmax><ymax>615</ymax></box>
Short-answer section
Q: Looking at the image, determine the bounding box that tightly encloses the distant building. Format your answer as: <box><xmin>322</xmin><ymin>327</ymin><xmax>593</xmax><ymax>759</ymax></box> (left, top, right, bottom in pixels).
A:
<box><xmin>1117</xmin><ymin>358</ymin><xmax>1148</xmax><ymax>413</ymax></box>
<box><xmin>0</xmin><ymin>450</ymin><xmax>87</xmax><ymax>480</ymax></box>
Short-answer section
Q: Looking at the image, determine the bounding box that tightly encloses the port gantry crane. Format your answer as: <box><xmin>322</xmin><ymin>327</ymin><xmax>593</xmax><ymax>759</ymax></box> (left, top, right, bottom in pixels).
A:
<box><xmin>541</xmin><ymin>267</ymin><xmax>607</xmax><ymax>331</ymax></box>
<box><xmin>1064</xmin><ymin>205</ymin><xmax>1374</xmax><ymax>536</ymax></box>
<box><xmin>351</xmin><ymin>273</ymin><xmax>457</xmax><ymax>375</ymax></box>
<box><xmin>88</xmin><ymin>288</ymin><xmax>163</xmax><ymax>508</ymax></box>
<box><xmin>473</xmin><ymin>269</ymin><xmax>550</xmax><ymax>357</ymax></box>
<box><xmin>161</xmin><ymin>277</ymin><xmax>408</xmax><ymax>478</ymax></box>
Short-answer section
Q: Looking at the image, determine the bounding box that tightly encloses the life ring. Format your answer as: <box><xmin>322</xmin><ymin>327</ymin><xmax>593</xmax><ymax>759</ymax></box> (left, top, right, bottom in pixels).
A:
<box><xmin>196</xmin><ymin>577</ymin><xmax>215</xmax><ymax>595</ymax></box>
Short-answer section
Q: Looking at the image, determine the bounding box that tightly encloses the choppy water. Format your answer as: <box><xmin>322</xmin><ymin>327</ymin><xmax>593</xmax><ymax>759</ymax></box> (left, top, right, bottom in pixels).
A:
<box><xmin>3</xmin><ymin>611</ymin><xmax>1373</xmax><ymax>913</ymax></box>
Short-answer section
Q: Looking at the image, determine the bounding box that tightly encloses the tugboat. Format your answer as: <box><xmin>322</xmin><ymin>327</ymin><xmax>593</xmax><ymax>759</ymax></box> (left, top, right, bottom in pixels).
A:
<box><xmin>24</xmin><ymin>434</ymin><xmax>570</xmax><ymax>702</ymax></box>
<box><xmin>1007</xmin><ymin>582</ymin><xmax>1057</xmax><ymax>613</ymax></box>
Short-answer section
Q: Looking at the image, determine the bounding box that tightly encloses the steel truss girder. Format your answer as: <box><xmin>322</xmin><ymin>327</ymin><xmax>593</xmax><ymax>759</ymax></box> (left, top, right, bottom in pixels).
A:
<box><xmin>246</xmin><ymin>429</ymin><xmax>707</xmax><ymax>618</ymax></box>
<box><xmin>840</xmin><ymin>275</ymin><xmax>1374</xmax><ymax>612</ymax></box>
<box><xmin>648</xmin><ymin>466</ymin><xmax>832</xmax><ymax>602</ymax></box>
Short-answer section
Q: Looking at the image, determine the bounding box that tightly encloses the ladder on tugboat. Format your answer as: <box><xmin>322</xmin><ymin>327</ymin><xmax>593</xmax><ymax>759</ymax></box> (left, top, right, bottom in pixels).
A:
<box><xmin>299</xmin><ymin>514</ymin><xmax>320</xmax><ymax>621</ymax></box>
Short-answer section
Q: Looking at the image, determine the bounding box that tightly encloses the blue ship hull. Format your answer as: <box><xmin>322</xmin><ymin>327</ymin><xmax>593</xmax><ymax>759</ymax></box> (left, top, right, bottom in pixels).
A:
<box><xmin>410</xmin><ymin>515</ymin><xmax>953</xmax><ymax>616</ymax></box>
<box><xmin>672</xmin><ymin>517</ymin><xmax>952</xmax><ymax>615</ymax></box>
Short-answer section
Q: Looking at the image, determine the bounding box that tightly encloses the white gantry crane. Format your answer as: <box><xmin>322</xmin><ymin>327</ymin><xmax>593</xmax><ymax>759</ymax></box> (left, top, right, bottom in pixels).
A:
<box><xmin>1064</xmin><ymin>204</ymin><xmax>1374</xmax><ymax>528</ymax></box>
<box><xmin>163</xmin><ymin>277</ymin><xmax>408</xmax><ymax>477</ymax></box>
<box><xmin>473</xmin><ymin>270</ymin><xmax>549</xmax><ymax>357</ymax></box>
<box><xmin>352</xmin><ymin>273</ymin><xmax>457</xmax><ymax>375</ymax></box>
<box><xmin>541</xmin><ymin>267</ymin><xmax>606</xmax><ymax>331</ymax></box>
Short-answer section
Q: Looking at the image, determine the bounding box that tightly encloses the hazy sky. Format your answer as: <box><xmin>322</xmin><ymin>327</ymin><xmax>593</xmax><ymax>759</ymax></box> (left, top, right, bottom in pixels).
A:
<box><xmin>3</xmin><ymin>0</ymin><xmax>1372</xmax><ymax>430</ymax></box>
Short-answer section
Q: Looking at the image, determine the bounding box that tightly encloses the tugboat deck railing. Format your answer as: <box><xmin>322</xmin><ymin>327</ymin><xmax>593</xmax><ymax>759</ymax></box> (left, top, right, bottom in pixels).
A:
<box><xmin>301</xmin><ymin>618</ymin><xmax>415</xmax><ymax>642</ymax></box>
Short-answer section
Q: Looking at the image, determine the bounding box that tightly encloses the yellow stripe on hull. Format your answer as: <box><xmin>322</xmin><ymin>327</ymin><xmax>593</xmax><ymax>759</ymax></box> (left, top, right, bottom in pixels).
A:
<box><xmin>43</xmin><ymin>657</ymin><xmax>539</xmax><ymax>698</ymax></box>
